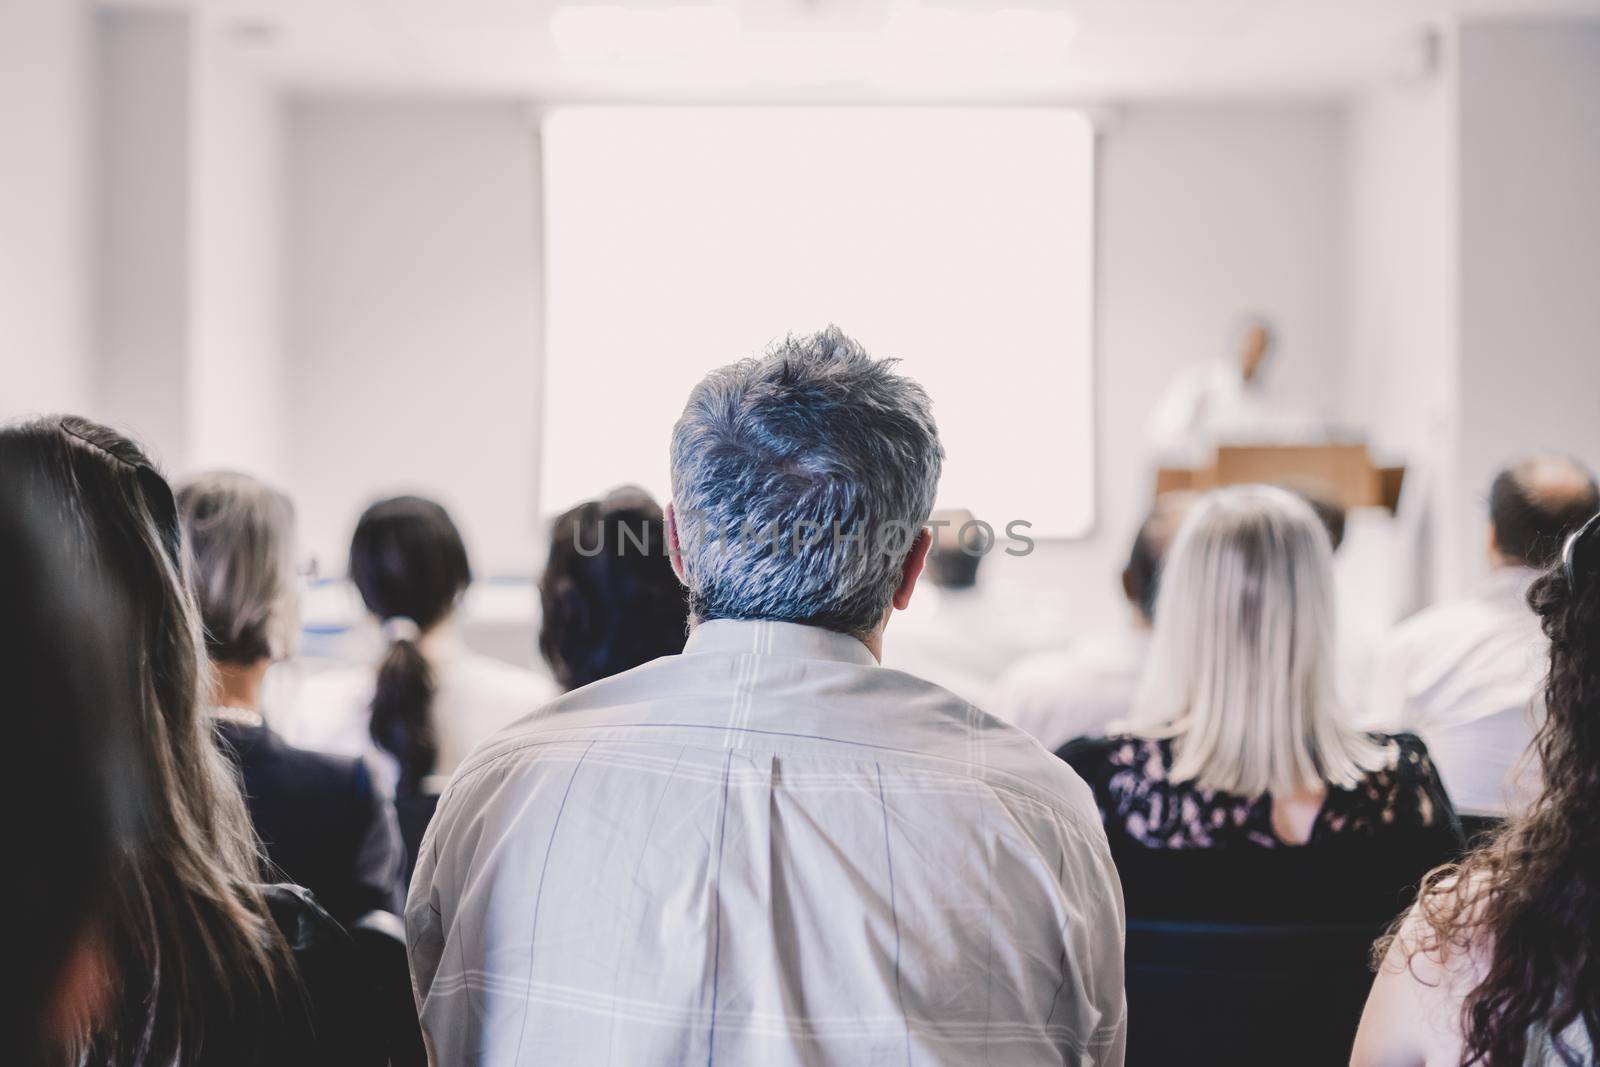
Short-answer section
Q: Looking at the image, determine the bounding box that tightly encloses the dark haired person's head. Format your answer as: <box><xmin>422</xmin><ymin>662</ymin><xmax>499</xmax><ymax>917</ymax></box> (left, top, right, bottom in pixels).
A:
<box><xmin>349</xmin><ymin>495</ymin><xmax>472</xmax><ymax>794</ymax></box>
<box><xmin>669</xmin><ymin>326</ymin><xmax>944</xmax><ymax>648</ymax></box>
<box><xmin>539</xmin><ymin>486</ymin><xmax>688</xmax><ymax>691</ymax></box>
<box><xmin>0</xmin><ymin>416</ymin><xmax>287</xmax><ymax>1065</ymax></box>
<box><xmin>924</xmin><ymin>508</ymin><xmax>982</xmax><ymax>591</ymax></box>
<box><xmin>1284</xmin><ymin>481</ymin><xmax>1347</xmax><ymax>554</ymax></box>
<box><xmin>2</xmin><ymin>455</ymin><xmax>143</xmax><ymax>1065</ymax></box>
<box><xmin>178</xmin><ymin>472</ymin><xmax>298</xmax><ymax>697</ymax></box>
<box><xmin>1122</xmin><ymin>491</ymin><xmax>1198</xmax><ymax>626</ymax></box>
<box><xmin>1488</xmin><ymin>454</ymin><xmax>1599</xmax><ymax>569</ymax></box>
<box><xmin>1396</xmin><ymin>512</ymin><xmax>1600</xmax><ymax>1065</ymax></box>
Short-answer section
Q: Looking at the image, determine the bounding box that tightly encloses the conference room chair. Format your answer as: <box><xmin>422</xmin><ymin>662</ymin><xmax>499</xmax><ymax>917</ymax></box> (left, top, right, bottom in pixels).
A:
<box><xmin>1124</xmin><ymin>917</ymin><xmax>1384</xmax><ymax>1067</ymax></box>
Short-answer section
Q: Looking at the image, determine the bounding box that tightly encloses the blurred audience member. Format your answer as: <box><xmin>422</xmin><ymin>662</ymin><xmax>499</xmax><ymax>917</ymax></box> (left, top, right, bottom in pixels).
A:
<box><xmin>883</xmin><ymin>507</ymin><xmax>1069</xmax><ymax>707</ymax></box>
<box><xmin>995</xmin><ymin>492</ymin><xmax>1197</xmax><ymax>750</ymax></box>
<box><xmin>292</xmin><ymin>495</ymin><xmax>555</xmax><ymax>797</ymax></box>
<box><xmin>409</xmin><ymin>328</ymin><xmax>1127</xmax><ymax>1064</ymax></box>
<box><xmin>1353</xmin><ymin>512</ymin><xmax>1600</xmax><ymax>1067</ymax></box>
<box><xmin>539</xmin><ymin>486</ymin><xmax>687</xmax><ymax>690</ymax></box>
<box><xmin>1</xmin><ymin>416</ymin><xmax>377</xmax><ymax>1066</ymax></box>
<box><xmin>1061</xmin><ymin>486</ymin><xmax>1463</xmax><ymax>922</ymax></box>
<box><xmin>4</xmin><ymin>448</ymin><xmax>144</xmax><ymax>1067</ymax></box>
<box><xmin>179</xmin><ymin>472</ymin><xmax>403</xmax><ymax>923</ymax></box>
<box><xmin>1363</xmin><ymin>455</ymin><xmax>1599</xmax><ymax>816</ymax></box>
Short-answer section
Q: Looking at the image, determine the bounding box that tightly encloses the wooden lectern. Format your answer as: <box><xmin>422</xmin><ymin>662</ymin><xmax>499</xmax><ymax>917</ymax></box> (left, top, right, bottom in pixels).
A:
<box><xmin>1156</xmin><ymin>443</ymin><xmax>1405</xmax><ymax>512</ymax></box>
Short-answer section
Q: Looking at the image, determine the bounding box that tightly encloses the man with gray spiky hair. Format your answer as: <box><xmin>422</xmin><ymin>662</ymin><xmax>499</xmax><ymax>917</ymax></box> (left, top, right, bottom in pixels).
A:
<box><xmin>408</xmin><ymin>327</ymin><xmax>1127</xmax><ymax>1066</ymax></box>
<box><xmin>668</xmin><ymin>326</ymin><xmax>945</xmax><ymax>646</ymax></box>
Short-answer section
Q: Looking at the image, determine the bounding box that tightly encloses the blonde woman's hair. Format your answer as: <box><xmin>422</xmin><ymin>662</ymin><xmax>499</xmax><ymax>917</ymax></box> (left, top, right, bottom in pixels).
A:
<box><xmin>178</xmin><ymin>471</ymin><xmax>301</xmax><ymax>665</ymax></box>
<box><xmin>1130</xmin><ymin>484</ymin><xmax>1387</xmax><ymax>796</ymax></box>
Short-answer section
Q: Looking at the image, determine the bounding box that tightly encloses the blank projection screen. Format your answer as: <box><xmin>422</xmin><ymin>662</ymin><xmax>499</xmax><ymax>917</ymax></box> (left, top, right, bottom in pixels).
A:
<box><xmin>541</xmin><ymin>107</ymin><xmax>1096</xmax><ymax>537</ymax></box>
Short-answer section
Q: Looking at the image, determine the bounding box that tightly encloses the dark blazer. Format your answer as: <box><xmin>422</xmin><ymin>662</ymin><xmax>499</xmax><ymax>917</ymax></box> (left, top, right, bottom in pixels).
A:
<box><xmin>217</xmin><ymin>721</ymin><xmax>404</xmax><ymax>924</ymax></box>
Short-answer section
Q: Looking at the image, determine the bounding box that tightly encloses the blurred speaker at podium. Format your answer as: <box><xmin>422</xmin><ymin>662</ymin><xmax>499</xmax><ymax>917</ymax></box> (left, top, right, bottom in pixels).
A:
<box><xmin>1147</xmin><ymin>315</ymin><xmax>1331</xmax><ymax>468</ymax></box>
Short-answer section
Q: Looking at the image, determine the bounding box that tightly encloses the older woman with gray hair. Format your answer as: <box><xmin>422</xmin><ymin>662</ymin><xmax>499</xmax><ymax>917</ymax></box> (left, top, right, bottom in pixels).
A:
<box><xmin>1060</xmin><ymin>485</ymin><xmax>1464</xmax><ymax>924</ymax></box>
<box><xmin>179</xmin><ymin>471</ymin><xmax>403</xmax><ymax>924</ymax></box>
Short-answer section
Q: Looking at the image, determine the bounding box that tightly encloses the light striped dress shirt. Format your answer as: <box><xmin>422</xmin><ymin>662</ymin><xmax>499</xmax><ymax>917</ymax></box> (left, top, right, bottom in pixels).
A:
<box><xmin>407</xmin><ymin>619</ymin><xmax>1127</xmax><ymax>1066</ymax></box>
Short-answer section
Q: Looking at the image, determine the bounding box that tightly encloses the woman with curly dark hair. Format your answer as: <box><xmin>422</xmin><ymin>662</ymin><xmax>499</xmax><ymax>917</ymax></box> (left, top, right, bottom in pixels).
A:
<box><xmin>1352</xmin><ymin>509</ymin><xmax>1600</xmax><ymax>1066</ymax></box>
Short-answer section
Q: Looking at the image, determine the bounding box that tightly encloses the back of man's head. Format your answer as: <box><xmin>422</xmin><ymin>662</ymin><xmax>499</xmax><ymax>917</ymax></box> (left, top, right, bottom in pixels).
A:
<box><xmin>670</xmin><ymin>326</ymin><xmax>944</xmax><ymax>637</ymax></box>
<box><xmin>1123</xmin><ymin>491</ymin><xmax>1199</xmax><ymax>625</ymax></box>
<box><xmin>1489</xmin><ymin>454</ymin><xmax>1600</xmax><ymax>569</ymax></box>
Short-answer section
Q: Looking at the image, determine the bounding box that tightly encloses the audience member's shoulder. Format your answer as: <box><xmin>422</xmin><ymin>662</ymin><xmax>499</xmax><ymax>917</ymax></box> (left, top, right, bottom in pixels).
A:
<box><xmin>261</xmin><ymin>882</ymin><xmax>352</xmax><ymax>952</ymax></box>
<box><xmin>1382</xmin><ymin>588</ymin><xmax>1493</xmax><ymax>651</ymax></box>
<box><xmin>274</xmin><ymin>732</ymin><xmax>379</xmax><ymax>801</ymax></box>
<box><xmin>444</xmin><ymin>657</ymin><xmax>672</xmax><ymax>770</ymax></box>
<box><xmin>1055</xmin><ymin>732</ymin><xmax>1166</xmax><ymax>795</ymax></box>
<box><xmin>1055</xmin><ymin>731</ymin><xmax>1132</xmax><ymax>767</ymax></box>
<box><xmin>1347</xmin><ymin>731</ymin><xmax>1460</xmax><ymax>835</ymax></box>
<box><xmin>950</xmin><ymin>711</ymin><xmax>1114</xmax><ymax>828</ymax></box>
<box><xmin>986</xmin><ymin>725</ymin><xmax>1111</xmax><ymax>832</ymax></box>
<box><xmin>1370</xmin><ymin>730</ymin><xmax>1443</xmax><ymax>779</ymax></box>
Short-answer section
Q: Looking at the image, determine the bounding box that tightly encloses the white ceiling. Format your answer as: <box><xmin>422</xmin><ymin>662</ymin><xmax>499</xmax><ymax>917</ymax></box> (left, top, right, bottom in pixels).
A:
<box><xmin>108</xmin><ymin>0</ymin><xmax>1600</xmax><ymax>100</ymax></box>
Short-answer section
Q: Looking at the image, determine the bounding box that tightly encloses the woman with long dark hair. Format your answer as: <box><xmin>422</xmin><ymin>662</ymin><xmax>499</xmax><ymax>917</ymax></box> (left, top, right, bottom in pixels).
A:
<box><xmin>4</xmin><ymin>434</ymin><xmax>144</xmax><ymax>1067</ymax></box>
<box><xmin>1353</xmin><ymin>510</ymin><xmax>1600</xmax><ymax>1066</ymax></box>
<box><xmin>292</xmin><ymin>496</ymin><xmax>553</xmax><ymax>798</ymax></box>
<box><xmin>1</xmin><ymin>415</ymin><xmax>376</xmax><ymax>1066</ymax></box>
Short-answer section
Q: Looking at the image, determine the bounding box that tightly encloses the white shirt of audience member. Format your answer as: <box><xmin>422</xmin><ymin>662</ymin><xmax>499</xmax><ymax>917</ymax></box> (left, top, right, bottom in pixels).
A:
<box><xmin>407</xmin><ymin>619</ymin><xmax>1128</xmax><ymax>1066</ymax></box>
<box><xmin>281</xmin><ymin>626</ymin><xmax>556</xmax><ymax>796</ymax></box>
<box><xmin>1147</xmin><ymin>320</ymin><xmax>1325</xmax><ymax>466</ymax></box>
<box><xmin>993</xmin><ymin>625</ymin><xmax>1150</xmax><ymax>753</ymax></box>
<box><xmin>1361</xmin><ymin>566</ymin><xmax>1545</xmax><ymax>817</ymax></box>
<box><xmin>882</xmin><ymin>581</ymin><xmax>1072</xmax><ymax>709</ymax></box>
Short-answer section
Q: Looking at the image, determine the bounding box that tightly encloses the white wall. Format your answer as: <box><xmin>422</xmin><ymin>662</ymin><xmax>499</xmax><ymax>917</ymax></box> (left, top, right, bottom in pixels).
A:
<box><xmin>0</xmin><ymin>0</ymin><xmax>91</xmax><ymax>418</ymax></box>
<box><xmin>987</xmin><ymin>101</ymin><xmax>1351</xmax><ymax>634</ymax></box>
<box><xmin>284</xmin><ymin>99</ymin><xmax>543</xmax><ymax>578</ymax></box>
<box><xmin>282</xmin><ymin>97</ymin><xmax>1346</xmax><ymax>626</ymax></box>
<box><xmin>1456</xmin><ymin>18</ymin><xmax>1600</xmax><ymax>577</ymax></box>
<box><xmin>1343</xmin><ymin>38</ymin><xmax>1461</xmax><ymax>607</ymax></box>
<box><xmin>189</xmin><ymin>20</ymin><xmax>287</xmax><ymax>482</ymax></box>
<box><xmin>94</xmin><ymin>8</ymin><xmax>193</xmax><ymax>468</ymax></box>
<box><xmin>94</xmin><ymin>7</ymin><xmax>288</xmax><ymax>478</ymax></box>
<box><xmin>1343</xmin><ymin>18</ymin><xmax>1600</xmax><ymax>602</ymax></box>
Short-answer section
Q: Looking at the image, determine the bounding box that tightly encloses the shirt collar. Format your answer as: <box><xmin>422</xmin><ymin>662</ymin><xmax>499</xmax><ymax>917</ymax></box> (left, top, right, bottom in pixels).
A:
<box><xmin>684</xmin><ymin>618</ymin><xmax>879</xmax><ymax>668</ymax></box>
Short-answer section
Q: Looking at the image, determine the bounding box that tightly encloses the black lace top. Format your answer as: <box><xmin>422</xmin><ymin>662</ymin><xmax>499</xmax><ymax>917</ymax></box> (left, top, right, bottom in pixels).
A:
<box><xmin>1060</xmin><ymin>732</ymin><xmax>1454</xmax><ymax>849</ymax></box>
<box><xmin>1058</xmin><ymin>732</ymin><xmax>1466</xmax><ymax>922</ymax></box>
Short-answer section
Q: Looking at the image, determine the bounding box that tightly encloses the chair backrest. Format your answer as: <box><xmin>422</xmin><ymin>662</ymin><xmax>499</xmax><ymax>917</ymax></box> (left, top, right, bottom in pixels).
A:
<box><xmin>1125</xmin><ymin>918</ymin><xmax>1383</xmax><ymax>1067</ymax></box>
<box><xmin>351</xmin><ymin>910</ymin><xmax>427</xmax><ymax>1067</ymax></box>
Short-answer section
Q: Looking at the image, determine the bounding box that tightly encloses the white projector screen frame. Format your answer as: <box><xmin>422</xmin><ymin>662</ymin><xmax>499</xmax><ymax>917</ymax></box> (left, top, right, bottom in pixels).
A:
<box><xmin>541</xmin><ymin>106</ymin><xmax>1096</xmax><ymax>538</ymax></box>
